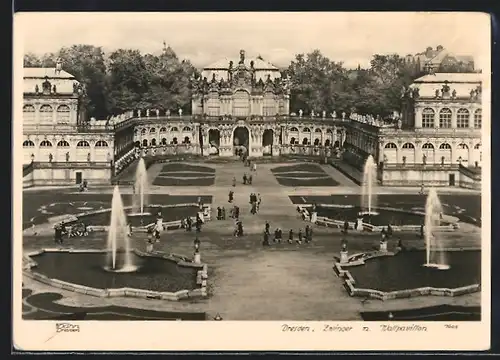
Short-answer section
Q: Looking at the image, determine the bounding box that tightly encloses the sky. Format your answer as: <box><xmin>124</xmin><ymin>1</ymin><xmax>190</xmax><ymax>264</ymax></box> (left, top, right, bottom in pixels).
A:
<box><xmin>16</xmin><ymin>12</ymin><xmax>490</xmax><ymax>70</ymax></box>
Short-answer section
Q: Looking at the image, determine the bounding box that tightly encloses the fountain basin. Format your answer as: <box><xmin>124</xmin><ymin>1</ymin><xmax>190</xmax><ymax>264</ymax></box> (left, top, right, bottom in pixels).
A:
<box><xmin>24</xmin><ymin>249</ymin><xmax>208</xmax><ymax>300</ymax></box>
<box><xmin>335</xmin><ymin>250</ymin><xmax>480</xmax><ymax>300</ymax></box>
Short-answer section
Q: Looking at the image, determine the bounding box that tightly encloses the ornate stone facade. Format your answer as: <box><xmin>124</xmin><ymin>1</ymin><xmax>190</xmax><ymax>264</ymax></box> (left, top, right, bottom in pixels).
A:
<box><xmin>22</xmin><ymin>67</ymin><xmax>116</xmax><ymax>185</ymax></box>
<box><xmin>342</xmin><ymin>73</ymin><xmax>483</xmax><ymax>188</ymax></box>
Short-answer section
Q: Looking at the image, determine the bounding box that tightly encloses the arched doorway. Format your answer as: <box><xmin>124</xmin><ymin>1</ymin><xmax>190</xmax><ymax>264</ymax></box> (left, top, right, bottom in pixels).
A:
<box><xmin>208</xmin><ymin>129</ymin><xmax>220</xmax><ymax>155</ymax></box>
<box><xmin>233</xmin><ymin>126</ymin><xmax>249</xmax><ymax>156</ymax></box>
<box><xmin>262</xmin><ymin>129</ymin><xmax>273</xmax><ymax>156</ymax></box>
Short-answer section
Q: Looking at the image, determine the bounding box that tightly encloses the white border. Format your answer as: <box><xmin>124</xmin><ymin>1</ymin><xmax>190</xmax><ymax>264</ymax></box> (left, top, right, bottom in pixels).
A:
<box><xmin>12</xmin><ymin>11</ymin><xmax>491</xmax><ymax>351</ymax></box>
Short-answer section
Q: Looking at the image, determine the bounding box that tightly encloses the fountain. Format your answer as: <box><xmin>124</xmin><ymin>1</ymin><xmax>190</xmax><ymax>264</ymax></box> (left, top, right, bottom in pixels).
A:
<box><xmin>360</xmin><ymin>155</ymin><xmax>379</xmax><ymax>217</ymax></box>
<box><xmin>131</xmin><ymin>158</ymin><xmax>151</xmax><ymax>220</ymax></box>
<box><xmin>423</xmin><ymin>188</ymin><xmax>450</xmax><ymax>270</ymax></box>
<box><xmin>105</xmin><ymin>186</ymin><xmax>137</xmax><ymax>273</ymax></box>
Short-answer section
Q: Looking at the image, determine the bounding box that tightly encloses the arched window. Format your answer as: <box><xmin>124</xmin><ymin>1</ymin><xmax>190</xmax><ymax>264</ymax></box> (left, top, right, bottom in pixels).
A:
<box><xmin>458</xmin><ymin>143</ymin><xmax>468</xmax><ymax>150</ymax></box>
<box><xmin>171</xmin><ymin>127</ymin><xmax>179</xmax><ymax>132</ymax></box>
<box><xmin>150</xmin><ymin>128</ymin><xmax>156</xmax><ymax>133</ymax></box>
<box><xmin>159</xmin><ymin>127</ymin><xmax>167</xmax><ymax>133</ymax></box>
<box><xmin>289</xmin><ymin>137</ymin><xmax>296</xmax><ymax>145</ymax></box>
<box><xmin>314</xmin><ymin>138</ymin><xmax>320</xmax><ymax>146</ymax></box>
<box><xmin>422</xmin><ymin>108</ymin><xmax>435</xmax><ymax>128</ymax></box>
<box><xmin>422</xmin><ymin>143</ymin><xmax>434</xmax><ymax>149</ymax></box>
<box><xmin>302</xmin><ymin>137</ymin><xmax>309</xmax><ymax>145</ymax></box>
<box><xmin>439</xmin><ymin>143</ymin><xmax>451</xmax><ymax>149</ymax></box>
<box><xmin>39</xmin><ymin>105</ymin><xmax>53</xmax><ymax>123</ymax></box>
<box><xmin>290</xmin><ymin>127</ymin><xmax>299</xmax><ymax>132</ymax></box>
<box><xmin>183</xmin><ymin>126</ymin><xmax>192</xmax><ymax>132</ymax></box>
<box><xmin>95</xmin><ymin>141</ymin><xmax>109</xmax><ymax>147</ymax></box>
<box><xmin>23</xmin><ymin>140</ymin><xmax>35</xmax><ymax>147</ymax></box>
<box><xmin>151</xmin><ymin>138</ymin><xmax>157</xmax><ymax>146</ymax></box>
<box><xmin>315</xmin><ymin>128</ymin><xmax>322</xmax><ymax>133</ymax></box>
<box><xmin>302</xmin><ymin>127</ymin><xmax>311</xmax><ymax>133</ymax></box>
<box><xmin>23</xmin><ymin>105</ymin><xmax>36</xmax><ymax>123</ymax></box>
<box><xmin>439</xmin><ymin>108</ymin><xmax>452</xmax><ymax>128</ymax></box>
<box><xmin>326</xmin><ymin>129</ymin><xmax>333</xmax><ymax>134</ymax></box>
<box><xmin>76</xmin><ymin>141</ymin><xmax>90</xmax><ymax>148</ymax></box>
<box><xmin>474</xmin><ymin>109</ymin><xmax>482</xmax><ymax>129</ymax></box>
<box><xmin>456</xmin><ymin>108</ymin><xmax>470</xmax><ymax>128</ymax></box>
<box><xmin>56</xmin><ymin>105</ymin><xmax>71</xmax><ymax>123</ymax></box>
<box><xmin>161</xmin><ymin>138</ymin><xmax>167</xmax><ymax>145</ymax></box>
<box><xmin>324</xmin><ymin>139</ymin><xmax>331</xmax><ymax>146</ymax></box>
<box><xmin>57</xmin><ymin>140</ymin><xmax>70</xmax><ymax>147</ymax></box>
<box><xmin>39</xmin><ymin>140</ymin><xmax>53</xmax><ymax>147</ymax></box>
<box><xmin>183</xmin><ymin>136</ymin><xmax>191</xmax><ymax>144</ymax></box>
<box><xmin>474</xmin><ymin>143</ymin><xmax>481</xmax><ymax>149</ymax></box>
<box><xmin>171</xmin><ymin>137</ymin><xmax>178</xmax><ymax>145</ymax></box>
<box><xmin>142</xmin><ymin>139</ymin><xmax>148</xmax><ymax>147</ymax></box>
<box><xmin>384</xmin><ymin>143</ymin><xmax>397</xmax><ymax>149</ymax></box>
<box><xmin>402</xmin><ymin>143</ymin><xmax>415</xmax><ymax>149</ymax></box>
<box><xmin>141</xmin><ymin>129</ymin><xmax>147</xmax><ymax>135</ymax></box>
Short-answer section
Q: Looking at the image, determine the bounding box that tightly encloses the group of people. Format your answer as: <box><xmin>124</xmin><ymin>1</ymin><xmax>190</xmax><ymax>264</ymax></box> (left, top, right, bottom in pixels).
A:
<box><xmin>53</xmin><ymin>221</ymin><xmax>90</xmax><ymax>244</ymax></box>
<box><xmin>78</xmin><ymin>180</ymin><xmax>88</xmax><ymax>192</ymax></box>
<box><xmin>249</xmin><ymin>193</ymin><xmax>261</xmax><ymax>215</ymax></box>
<box><xmin>181</xmin><ymin>213</ymin><xmax>204</xmax><ymax>233</ymax></box>
<box><xmin>262</xmin><ymin>222</ymin><xmax>314</xmax><ymax>246</ymax></box>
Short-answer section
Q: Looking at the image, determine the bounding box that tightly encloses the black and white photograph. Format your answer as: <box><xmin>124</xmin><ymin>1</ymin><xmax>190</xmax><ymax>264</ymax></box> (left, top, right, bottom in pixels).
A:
<box><xmin>13</xmin><ymin>11</ymin><xmax>491</xmax><ymax>351</ymax></box>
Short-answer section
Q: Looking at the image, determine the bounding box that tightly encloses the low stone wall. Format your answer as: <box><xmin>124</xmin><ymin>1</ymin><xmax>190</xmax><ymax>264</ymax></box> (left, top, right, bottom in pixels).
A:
<box><xmin>297</xmin><ymin>204</ymin><xmax>459</xmax><ymax>233</ymax></box>
<box><xmin>23</xmin><ymin>248</ymin><xmax>208</xmax><ymax>301</ymax></box>
<box><xmin>55</xmin><ymin>203</ymin><xmax>212</xmax><ymax>232</ymax></box>
<box><xmin>333</xmin><ymin>252</ymin><xmax>480</xmax><ymax>301</ymax></box>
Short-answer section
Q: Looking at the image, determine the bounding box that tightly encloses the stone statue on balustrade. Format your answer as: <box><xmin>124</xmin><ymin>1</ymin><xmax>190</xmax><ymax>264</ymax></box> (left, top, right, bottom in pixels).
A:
<box><xmin>299</xmin><ymin>109</ymin><xmax>303</xmax><ymax>117</ymax></box>
<box><xmin>166</xmin><ymin>109</ymin><xmax>171</xmax><ymax>117</ymax></box>
<box><xmin>146</xmin><ymin>109</ymin><xmax>150</xmax><ymax>117</ymax></box>
<box><xmin>333</xmin><ymin>111</ymin><xmax>337</xmax><ymax>119</ymax></box>
<box><xmin>156</xmin><ymin>109</ymin><xmax>160</xmax><ymax>117</ymax></box>
<box><xmin>138</xmin><ymin>109</ymin><xmax>141</xmax><ymax>118</ymax></box>
<box><xmin>178</xmin><ymin>109</ymin><xmax>183</xmax><ymax>116</ymax></box>
<box><xmin>310</xmin><ymin>110</ymin><xmax>315</xmax><ymax>117</ymax></box>
<box><xmin>342</xmin><ymin>112</ymin><xmax>346</xmax><ymax>120</ymax></box>
<box><xmin>322</xmin><ymin>111</ymin><xmax>326</xmax><ymax>118</ymax></box>
<box><xmin>397</xmin><ymin>119</ymin><xmax>402</xmax><ymax>129</ymax></box>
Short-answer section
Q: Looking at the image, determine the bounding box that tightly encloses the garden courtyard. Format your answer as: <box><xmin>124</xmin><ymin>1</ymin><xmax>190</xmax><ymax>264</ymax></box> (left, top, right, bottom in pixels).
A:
<box><xmin>21</xmin><ymin>161</ymin><xmax>482</xmax><ymax>321</ymax></box>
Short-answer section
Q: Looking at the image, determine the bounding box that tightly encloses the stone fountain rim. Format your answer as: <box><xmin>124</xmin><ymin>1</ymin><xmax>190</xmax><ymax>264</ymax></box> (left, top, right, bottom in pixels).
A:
<box><xmin>333</xmin><ymin>249</ymin><xmax>481</xmax><ymax>301</ymax></box>
<box><xmin>23</xmin><ymin>248</ymin><xmax>208</xmax><ymax>301</ymax></box>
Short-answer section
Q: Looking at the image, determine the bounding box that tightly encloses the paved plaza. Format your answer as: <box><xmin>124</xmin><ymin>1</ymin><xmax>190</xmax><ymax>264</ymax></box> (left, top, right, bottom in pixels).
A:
<box><xmin>22</xmin><ymin>161</ymin><xmax>482</xmax><ymax>320</ymax></box>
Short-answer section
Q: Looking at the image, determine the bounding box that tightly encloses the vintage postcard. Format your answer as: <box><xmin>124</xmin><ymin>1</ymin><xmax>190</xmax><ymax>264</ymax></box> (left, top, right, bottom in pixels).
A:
<box><xmin>13</xmin><ymin>11</ymin><xmax>491</xmax><ymax>352</ymax></box>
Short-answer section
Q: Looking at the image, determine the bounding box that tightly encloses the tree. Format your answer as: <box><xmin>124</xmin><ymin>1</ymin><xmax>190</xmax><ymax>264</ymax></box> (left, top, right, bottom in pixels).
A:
<box><xmin>107</xmin><ymin>49</ymin><xmax>149</xmax><ymax>113</ymax></box>
<box><xmin>57</xmin><ymin>45</ymin><xmax>109</xmax><ymax>119</ymax></box>
<box><xmin>287</xmin><ymin>50</ymin><xmax>350</xmax><ymax>114</ymax></box>
<box><xmin>24</xmin><ymin>53</ymin><xmax>42</xmax><ymax>67</ymax></box>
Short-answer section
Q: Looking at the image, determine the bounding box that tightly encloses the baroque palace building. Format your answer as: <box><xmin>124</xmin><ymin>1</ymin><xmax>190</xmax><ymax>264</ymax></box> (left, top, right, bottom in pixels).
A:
<box><xmin>22</xmin><ymin>50</ymin><xmax>482</xmax><ymax>189</ymax></box>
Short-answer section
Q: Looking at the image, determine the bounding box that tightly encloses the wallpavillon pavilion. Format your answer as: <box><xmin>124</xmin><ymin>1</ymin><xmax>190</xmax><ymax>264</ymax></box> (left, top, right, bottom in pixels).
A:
<box><xmin>22</xmin><ymin>50</ymin><xmax>482</xmax><ymax>189</ymax></box>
